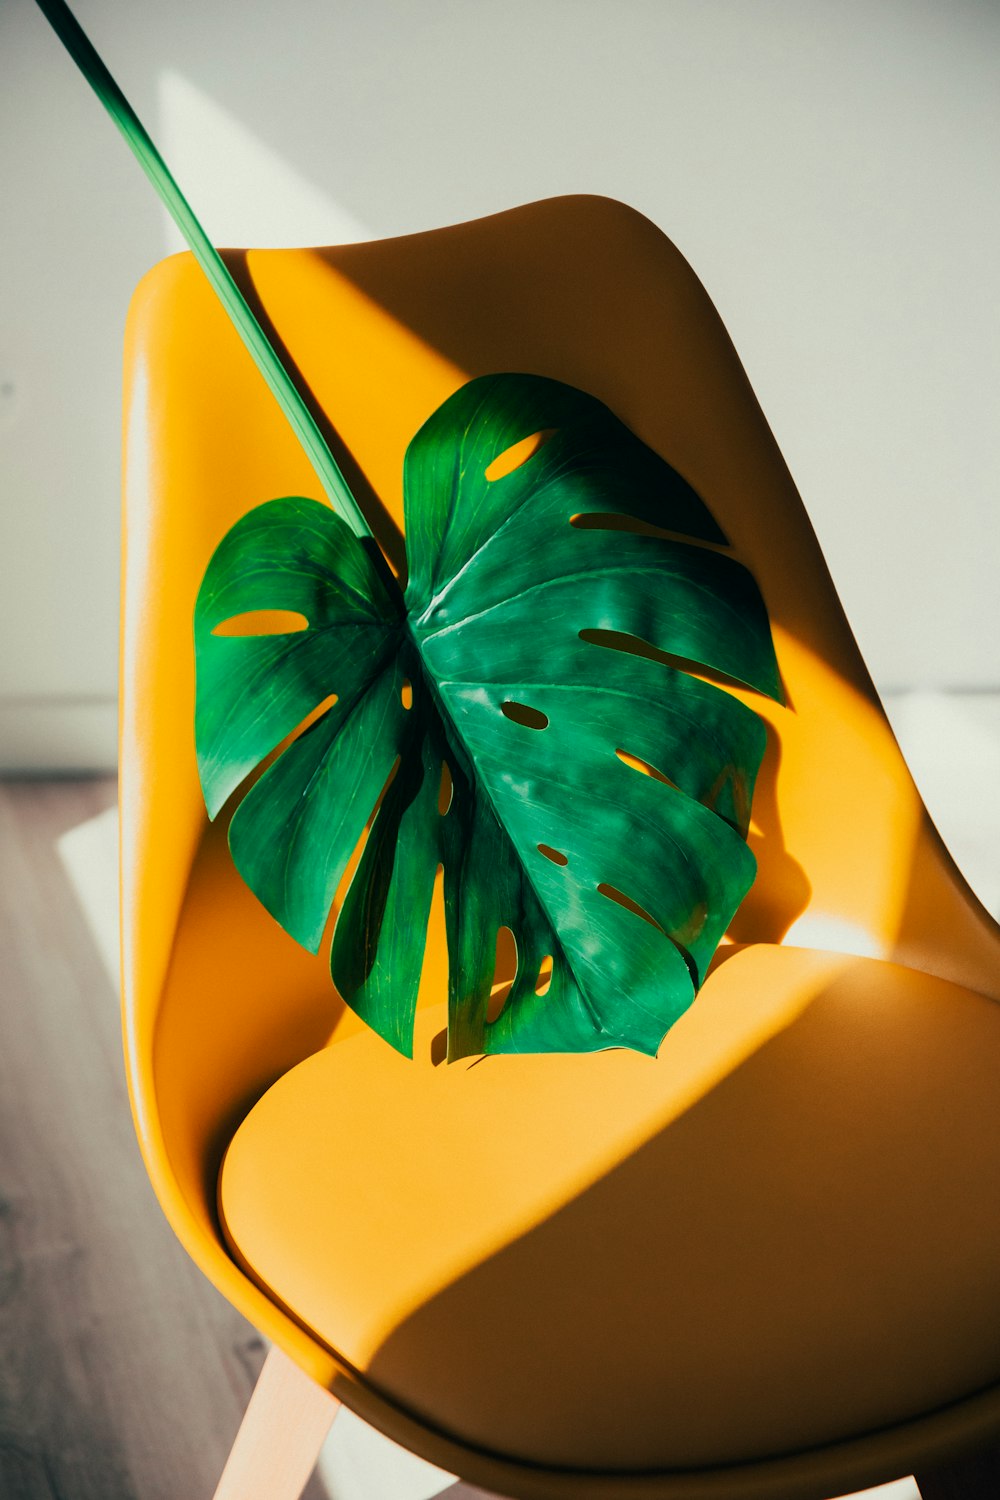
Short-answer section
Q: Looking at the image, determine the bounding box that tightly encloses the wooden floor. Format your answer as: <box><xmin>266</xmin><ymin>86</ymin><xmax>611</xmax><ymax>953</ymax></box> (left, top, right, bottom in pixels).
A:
<box><xmin>3</xmin><ymin>777</ymin><xmax>998</xmax><ymax>1500</ymax></box>
<box><xmin>0</xmin><ymin>777</ymin><xmax>328</xmax><ymax>1500</ymax></box>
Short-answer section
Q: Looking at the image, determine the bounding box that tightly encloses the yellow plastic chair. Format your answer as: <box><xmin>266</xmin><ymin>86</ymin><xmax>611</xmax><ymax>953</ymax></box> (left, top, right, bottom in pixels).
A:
<box><xmin>120</xmin><ymin>195</ymin><xmax>1000</xmax><ymax>1500</ymax></box>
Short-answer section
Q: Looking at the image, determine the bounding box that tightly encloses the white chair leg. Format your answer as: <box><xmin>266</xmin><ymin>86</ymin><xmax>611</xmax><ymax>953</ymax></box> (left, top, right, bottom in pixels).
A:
<box><xmin>212</xmin><ymin>1345</ymin><xmax>340</xmax><ymax>1500</ymax></box>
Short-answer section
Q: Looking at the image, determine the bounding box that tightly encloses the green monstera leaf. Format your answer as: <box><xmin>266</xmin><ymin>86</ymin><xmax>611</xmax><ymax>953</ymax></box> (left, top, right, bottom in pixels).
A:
<box><xmin>36</xmin><ymin>1</ymin><xmax>781</xmax><ymax>1059</ymax></box>
<box><xmin>196</xmin><ymin>373</ymin><xmax>782</xmax><ymax>1060</ymax></box>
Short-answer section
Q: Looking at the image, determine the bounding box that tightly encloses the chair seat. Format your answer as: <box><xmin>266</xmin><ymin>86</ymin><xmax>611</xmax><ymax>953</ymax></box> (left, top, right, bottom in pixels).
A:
<box><xmin>219</xmin><ymin>942</ymin><xmax>1000</xmax><ymax>1473</ymax></box>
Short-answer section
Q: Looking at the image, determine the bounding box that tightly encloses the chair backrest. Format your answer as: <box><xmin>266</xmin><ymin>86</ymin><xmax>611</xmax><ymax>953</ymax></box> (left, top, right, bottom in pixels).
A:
<box><xmin>120</xmin><ymin>193</ymin><xmax>1000</xmax><ymax>1383</ymax></box>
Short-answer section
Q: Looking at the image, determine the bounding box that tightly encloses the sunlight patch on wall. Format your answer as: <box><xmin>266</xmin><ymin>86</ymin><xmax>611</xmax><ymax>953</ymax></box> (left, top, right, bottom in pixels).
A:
<box><xmin>157</xmin><ymin>70</ymin><xmax>372</xmax><ymax>251</ymax></box>
<box><xmin>782</xmin><ymin>914</ymin><xmax>886</xmax><ymax>962</ymax></box>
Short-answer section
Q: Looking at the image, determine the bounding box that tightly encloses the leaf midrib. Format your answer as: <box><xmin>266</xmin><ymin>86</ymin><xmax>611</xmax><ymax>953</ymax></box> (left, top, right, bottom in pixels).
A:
<box><xmin>414</xmin><ymin>560</ymin><xmax>748</xmax><ymax>650</ymax></box>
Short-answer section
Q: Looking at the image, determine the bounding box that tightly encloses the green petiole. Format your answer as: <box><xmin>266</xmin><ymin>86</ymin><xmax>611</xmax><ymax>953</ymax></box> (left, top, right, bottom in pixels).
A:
<box><xmin>34</xmin><ymin>0</ymin><xmax>378</xmax><ymax>552</ymax></box>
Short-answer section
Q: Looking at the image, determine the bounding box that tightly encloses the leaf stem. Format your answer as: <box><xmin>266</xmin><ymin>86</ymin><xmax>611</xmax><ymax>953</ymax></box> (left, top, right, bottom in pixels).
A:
<box><xmin>34</xmin><ymin>0</ymin><xmax>382</xmax><ymax>556</ymax></box>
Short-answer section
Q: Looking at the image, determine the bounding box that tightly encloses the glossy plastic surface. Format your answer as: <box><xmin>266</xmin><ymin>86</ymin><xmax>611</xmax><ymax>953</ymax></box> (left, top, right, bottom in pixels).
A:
<box><xmin>120</xmin><ymin>195</ymin><xmax>1000</xmax><ymax>1498</ymax></box>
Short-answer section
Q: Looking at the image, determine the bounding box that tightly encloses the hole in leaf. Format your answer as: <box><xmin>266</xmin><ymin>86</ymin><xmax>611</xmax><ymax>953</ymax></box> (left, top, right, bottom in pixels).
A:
<box><xmin>596</xmin><ymin>882</ymin><xmax>664</xmax><ymax>933</ymax></box>
<box><xmin>316</xmin><ymin>755</ymin><xmax>405</xmax><ymax>964</ymax></box>
<box><xmin>484</xmin><ymin>428</ymin><xmax>556</xmax><ymax>483</ymax></box>
<box><xmin>487</xmin><ymin>926</ymin><xmax>518</xmax><ymax>1021</ymax></box>
<box><xmin>501</xmin><ymin>701</ymin><xmax>549</xmax><ymax>730</ymax></box>
<box><xmin>401</xmin><ymin>678</ymin><xmax>413</xmax><ymax>710</ymax></box>
<box><xmin>267</xmin><ymin>693</ymin><xmax>339</xmax><ymax>765</ymax></box>
<box><xmin>535</xmin><ymin>955</ymin><xmax>553</xmax><ymax>996</ymax></box>
<box><xmin>370</xmin><ymin>756</ymin><xmax>401</xmax><ymax>819</ymax></box>
<box><xmin>438</xmin><ymin>761</ymin><xmax>454</xmax><ymax>816</ymax></box>
<box><xmin>294</xmin><ymin>693</ymin><xmax>338</xmax><ymax>735</ymax></box>
<box><xmin>570</xmin><ymin>512</ymin><xmax>663</xmax><ymax>536</ymax></box>
<box><xmin>215</xmin><ymin>692</ymin><xmax>340</xmax><ymax>819</ymax></box>
<box><xmin>616</xmin><ymin>748</ymin><xmax>677</xmax><ymax>789</ymax></box>
<box><xmin>580</xmin><ymin>629</ymin><xmax>760</xmax><ymax>697</ymax></box>
<box><xmin>212</xmin><ymin>609</ymin><xmax>308</xmax><ymax>637</ymax></box>
<box><xmin>537</xmin><ymin>843</ymin><xmax>568</xmax><ymax>866</ymax></box>
<box><xmin>569</xmin><ymin>512</ymin><xmax>730</xmax><ymax>552</ymax></box>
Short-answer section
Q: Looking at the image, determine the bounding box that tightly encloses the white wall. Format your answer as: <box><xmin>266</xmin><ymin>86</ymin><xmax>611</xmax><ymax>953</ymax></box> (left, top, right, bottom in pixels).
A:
<box><xmin>2</xmin><ymin>0</ymin><xmax>998</xmax><ymax>770</ymax></box>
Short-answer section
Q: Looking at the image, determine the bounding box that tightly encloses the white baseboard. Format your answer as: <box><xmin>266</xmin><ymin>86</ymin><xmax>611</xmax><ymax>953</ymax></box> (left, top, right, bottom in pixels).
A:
<box><xmin>0</xmin><ymin>696</ymin><xmax>117</xmax><ymax>773</ymax></box>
